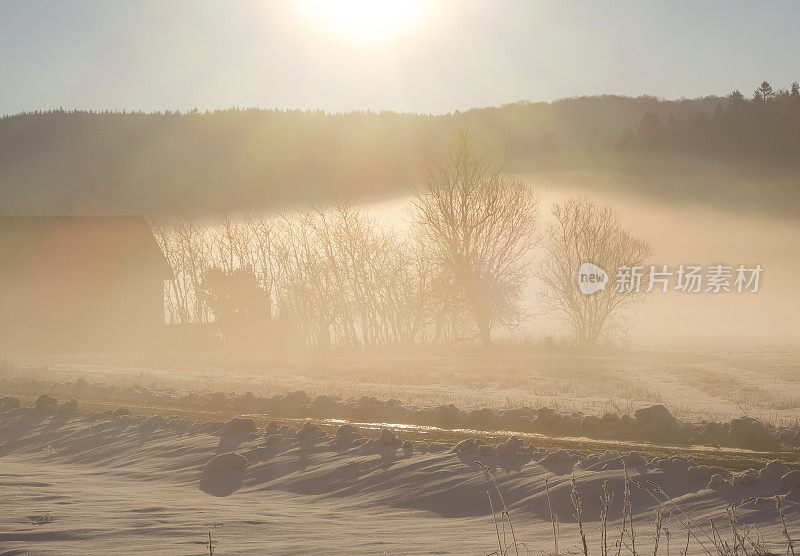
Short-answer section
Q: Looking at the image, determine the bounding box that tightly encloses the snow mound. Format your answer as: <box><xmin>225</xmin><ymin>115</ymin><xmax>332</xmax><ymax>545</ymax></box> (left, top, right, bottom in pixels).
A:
<box><xmin>378</xmin><ymin>428</ymin><xmax>399</xmax><ymax>446</ymax></box>
<box><xmin>35</xmin><ymin>393</ymin><xmax>58</xmax><ymax>413</ymax></box>
<box><xmin>299</xmin><ymin>421</ymin><xmax>326</xmax><ymax>440</ymax></box>
<box><xmin>336</xmin><ymin>424</ymin><xmax>359</xmax><ymax>438</ymax></box>
<box><xmin>1</xmin><ymin>398</ymin><xmax>799</xmax><ymax>554</ymax></box>
<box><xmin>759</xmin><ymin>460</ymin><xmax>789</xmax><ymax>482</ymax></box>
<box><xmin>708</xmin><ymin>473</ymin><xmax>728</xmax><ymax>489</ymax></box>
<box><xmin>265</xmin><ymin>420</ymin><xmax>280</xmax><ymax>436</ymax></box>
<box><xmin>729</xmin><ymin>417</ymin><xmax>778</xmax><ymax>450</ymax></box>
<box><xmin>222</xmin><ymin>417</ymin><xmax>257</xmax><ymax>436</ymax></box>
<box><xmin>453</xmin><ymin>438</ymin><xmax>475</xmax><ymax>452</ymax></box>
<box><xmin>264</xmin><ymin>433</ymin><xmax>283</xmax><ymax>445</ymax></box>
<box><xmin>496</xmin><ymin>436</ymin><xmax>525</xmax><ymax>458</ymax></box>
<box><xmin>200</xmin><ymin>452</ymin><xmax>248</xmax><ymax>497</ymax></box>
<box><xmin>204</xmin><ymin>451</ymin><xmax>249</xmax><ymax>473</ymax></box>
<box><xmin>539</xmin><ymin>449</ymin><xmax>576</xmax><ymax>473</ymax></box>
<box><xmin>0</xmin><ymin>396</ymin><xmax>20</xmax><ymax>412</ymax></box>
<box><xmin>625</xmin><ymin>451</ymin><xmax>647</xmax><ymax>468</ymax></box>
<box><xmin>781</xmin><ymin>470</ymin><xmax>800</xmax><ymax>491</ymax></box>
<box><xmin>56</xmin><ymin>398</ymin><xmax>79</xmax><ymax>415</ymax></box>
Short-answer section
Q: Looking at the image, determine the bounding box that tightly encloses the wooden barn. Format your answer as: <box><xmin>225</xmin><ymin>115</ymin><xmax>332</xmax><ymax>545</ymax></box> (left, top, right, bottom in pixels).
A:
<box><xmin>0</xmin><ymin>216</ymin><xmax>172</xmax><ymax>352</ymax></box>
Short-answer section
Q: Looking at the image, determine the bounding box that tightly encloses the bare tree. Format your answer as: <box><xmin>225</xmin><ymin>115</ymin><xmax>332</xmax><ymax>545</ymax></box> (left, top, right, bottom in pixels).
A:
<box><xmin>410</xmin><ymin>131</ymin><xmax>539</xmax><ymax>345</ymax></box>
<box><xmin>153</xmin><ymin>175</ymin><xmax>541</xmax><ymax>349</ymax></box>
<box><xmin>151</xmin><ymin>215</ymin><xmax>213</xmax><ymax>324</ymax></box>
<box><xmin>537</xmin><ymin>197</ymin><xmax>652</xmax><ymax>346</ymax></box>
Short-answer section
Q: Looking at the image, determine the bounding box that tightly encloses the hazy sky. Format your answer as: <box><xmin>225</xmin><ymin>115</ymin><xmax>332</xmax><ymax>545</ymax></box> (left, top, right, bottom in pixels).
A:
<box><xmin>1</xmin><ymin>0</ymin><xmax>799</xmax><ymax>116</ymax></box>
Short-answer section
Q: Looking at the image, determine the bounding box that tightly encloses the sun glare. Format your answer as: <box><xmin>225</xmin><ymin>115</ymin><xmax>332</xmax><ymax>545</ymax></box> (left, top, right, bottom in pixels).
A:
<box><xmin>297</xmin><ymin>0</ymin><xmax>431</xmax><ymax>41</ymax></box>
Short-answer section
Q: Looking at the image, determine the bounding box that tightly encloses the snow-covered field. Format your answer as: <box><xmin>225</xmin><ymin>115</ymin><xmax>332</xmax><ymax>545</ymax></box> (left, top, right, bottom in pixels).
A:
<box><xmin>7</xmin><ymin>341</ymin><xmax>800</xmax><ymax>424</ymax></box>
<box><xmin>1</xmin><ymin>398</ymin><xmax>799</xmax><ymax>555</ymax></box>
<box><xmin>2</xmin><ymin>344</ymin><xmax>799</xmax><ymax>554</ymax></box>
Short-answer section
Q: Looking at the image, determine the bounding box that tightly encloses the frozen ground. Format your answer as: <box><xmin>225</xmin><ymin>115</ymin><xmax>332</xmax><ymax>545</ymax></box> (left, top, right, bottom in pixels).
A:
<box><xmin>6</xmin><ymin>340</ymin><xmax>800</xmax><ymax>424</ymax></box>
<box><xmin>2</xmin><ymin>343</ymin><xmax>799</xmax><ymax>554</ymax></box>
<box><xmin>1</xmin><ymin>401</ymin><xmax>799</xmax><ymax>555</ymax></box>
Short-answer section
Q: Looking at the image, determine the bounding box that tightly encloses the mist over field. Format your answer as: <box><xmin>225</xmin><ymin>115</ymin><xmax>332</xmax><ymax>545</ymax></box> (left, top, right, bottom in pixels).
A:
<box><xmin>3</xmin><ymin>91</ymin><xmax>799</xmax><ymax>343</ymax></box>
<box><xmin>2</xmin><ymin>1</ymin><xmax>800</xmax><ymax>554</ymax></box>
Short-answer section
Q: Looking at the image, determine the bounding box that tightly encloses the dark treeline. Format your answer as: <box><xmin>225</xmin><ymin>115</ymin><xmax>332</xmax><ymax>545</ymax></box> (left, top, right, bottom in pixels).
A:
<box><xmin>0</xmin><ymin>84</ymin><xmax>797</xmax><ymax>215</ymax></box>
<box><xmin>620</xmin><ymin>81</ymin><xmax>800</xmax><ymax>160</ymax></box>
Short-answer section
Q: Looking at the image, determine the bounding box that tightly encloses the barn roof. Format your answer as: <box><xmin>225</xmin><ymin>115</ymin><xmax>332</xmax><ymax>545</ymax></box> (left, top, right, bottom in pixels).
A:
<box><xmin>0</xmin><ymin>215</ymin><xmax>173</xmax><ymax>280</ymax></box>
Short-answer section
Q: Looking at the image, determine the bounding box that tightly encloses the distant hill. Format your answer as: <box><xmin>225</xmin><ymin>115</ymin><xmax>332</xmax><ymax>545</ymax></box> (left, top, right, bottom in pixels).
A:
<box><xmin>1</xmin><ymin>87</ymin><xmax>798</xmax><ymax>216</ymax></box>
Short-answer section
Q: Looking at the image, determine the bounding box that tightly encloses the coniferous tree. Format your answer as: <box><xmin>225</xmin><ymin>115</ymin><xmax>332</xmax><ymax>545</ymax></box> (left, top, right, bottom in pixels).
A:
<box><xmin>754</xmin><ymin>81</ymin><xmax>774</xmax><ymax>102</ymax></box>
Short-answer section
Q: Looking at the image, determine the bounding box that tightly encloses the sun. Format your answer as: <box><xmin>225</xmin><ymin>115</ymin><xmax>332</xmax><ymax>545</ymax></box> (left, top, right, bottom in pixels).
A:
<box><xmin>296</xmin><ymin>0</ymin><xmax>431</xmax><ymax>41</ymax></box>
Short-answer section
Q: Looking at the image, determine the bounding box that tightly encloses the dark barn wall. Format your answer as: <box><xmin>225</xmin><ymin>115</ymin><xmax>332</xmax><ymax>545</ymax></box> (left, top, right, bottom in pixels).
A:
<box><xmin>0</xmin><ymin>216</ymin><xmax>171</xmax><ymax>353</ymax></box>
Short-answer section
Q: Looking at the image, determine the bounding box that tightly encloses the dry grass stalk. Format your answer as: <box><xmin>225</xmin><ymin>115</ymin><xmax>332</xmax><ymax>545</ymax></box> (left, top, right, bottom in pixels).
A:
<box><xmin>681</xmin><ymin>532</ymin><xmax>690</xmax><ymax>556</ymax></box>
<box><xmin>476</xmin><ymin>461</ymin><xmax>520</xmax><ymax>556</ymax></box>
<box><xmin>618</xmin><ymin>467</ymin><xmax>630</xmax><ymax>556</ymax></box>
<box><xmin>601</xmin><ymin>480</ymin><xmax>614</xmax><ymax>556</ymax></box>
<box><xmin>727</xmin><ymin>505</ymin><xmax>748</xmax><ymax>555</ymax></box>
<box><xmin>710</xmin><ymin>518</ymin><xmax>731</xmax><ymax>555</ymax></box>
<box><xmin>654</xmin><ymin>509</ymin><xmax>664</xmax><ymax>556</ymax></box>
<box><xmin>570</xmin><ymin>474</ymin><xmax>588</xmax><ymax>556</ymax></box>
<box><xmin>472</xmin><ymin>459</ymin><xmax>793</xmax><ymax>556</ymax></box>
<box><xmin>626</xmin><ymin>464</ymin><xmax>637</xmax><ymax>555</ymax></box>
<box><xmin>546</xmin><ymin>478</ymin><xmax>559</xmax><ymax>556</ymax></box>
<box><xmin>487</xmin><ymin>489</ymin><xmax>503</xmax><ymax>555</ymax></box>
<box><xmin>776</xmin><ymin>495</ymin><xmax>796</xmax><ymax>556</ymax></box>
<box><xmin>635</xmin><ymin>479</ymin><xmax>714</xmax><ymax>555</ymax></box>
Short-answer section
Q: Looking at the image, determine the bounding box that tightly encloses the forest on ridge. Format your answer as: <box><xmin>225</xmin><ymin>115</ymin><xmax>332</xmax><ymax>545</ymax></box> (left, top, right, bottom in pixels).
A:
<box><xmin>2</xmin><ymin>81</ymin><xmax>799</xmax><ymax>216</ymax></box>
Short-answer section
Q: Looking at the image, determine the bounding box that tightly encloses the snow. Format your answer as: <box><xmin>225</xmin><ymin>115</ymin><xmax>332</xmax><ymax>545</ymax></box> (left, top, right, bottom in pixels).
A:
<box><xmin>4</xmin><ymin>351</ymin><xmax>800</xmax><ymax>454</ymax></box>
<box><xmin>8</xmin><ymin>343</ymin><xmax>800</xmax><ymax>426</ymax></box>
<box><xmin>201</xmin><ymin>452</ymin><xmax>249</xmax><ymax>497</ymax></box>
<box><xmin>1</xmin><ymin>403</ymin><xmax>797</xmax><ymax>554</ymax></box>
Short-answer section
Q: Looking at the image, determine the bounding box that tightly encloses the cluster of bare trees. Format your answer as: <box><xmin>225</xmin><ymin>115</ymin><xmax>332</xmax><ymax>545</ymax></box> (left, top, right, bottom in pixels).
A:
<box><xmin>152</xmin><ymin>205</ymin><xmax>433</xmax><ymax>347</ymax></box>
<box><xmin>152</xmin><ymin>132</ymin><xmax>652</xmax><ymax>348</ymax></box>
